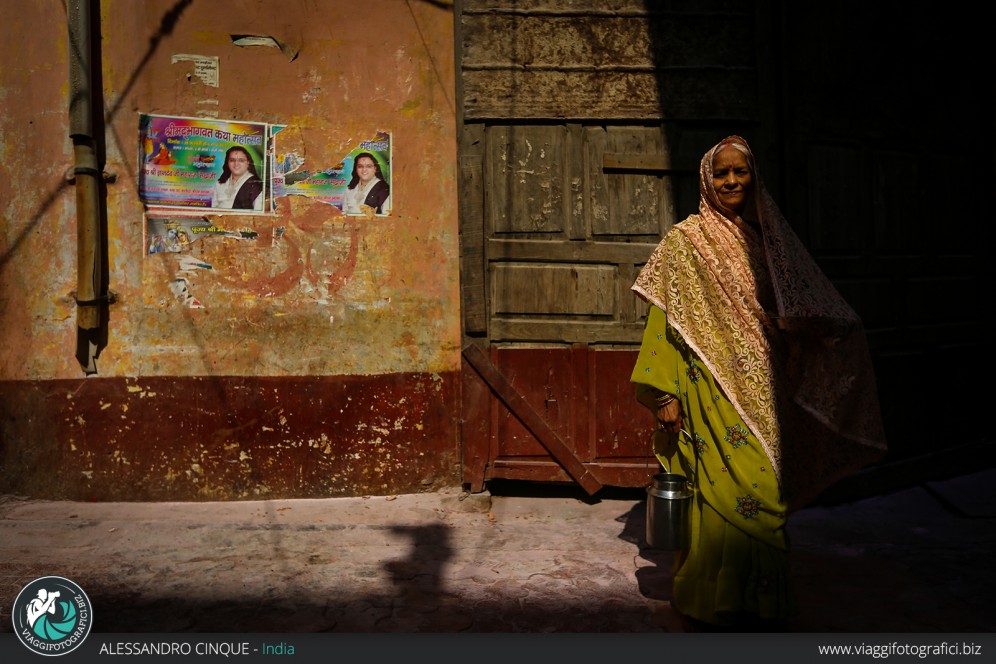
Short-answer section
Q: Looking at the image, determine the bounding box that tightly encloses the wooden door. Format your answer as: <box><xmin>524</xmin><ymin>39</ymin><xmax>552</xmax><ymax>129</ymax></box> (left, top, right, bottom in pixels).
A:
<box><xmin>459</xmin><ymin>122</ymin><xmax>676</xmax><ymax>492</ymax></box>
<box><xmin>457</xmin><ymin>0</ymin><xmax>770</xmax><ymax>493</ymax></box>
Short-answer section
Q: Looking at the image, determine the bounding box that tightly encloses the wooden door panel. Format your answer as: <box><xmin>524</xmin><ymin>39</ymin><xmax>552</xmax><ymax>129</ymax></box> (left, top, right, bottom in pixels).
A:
<box><xmin>460</xmin><ymin>121</ymin><xmax>676</xmax><ymax>488</ymax></box>
<box><xmin>483</xmin><ymin>123</ymin><xmax>671</xmax><ymax>346</ymax></box>
<box><xmin>493</xmin><ymin>348</ymin><xmax>574</xmax><ymax>458</ymax></box>
<box><xmin>491</xmin><ymin>264</ymin><xmax>617</xmax><ymax>316</ymax></box>
<box><xmin>461</xmin><ymin>345</ymin><xmax>659</xmax><ymax>492</ymax></box>
<box><xmin>590</xmin><ymin>349</ymin><xmax>656</xmax><ymax>462</ymax></box>
<box><xmin>461</xmin><ymin>344</ymin><xmax>602</xmax><ymax>495</ymax></box>
<box><xmin>489</xmin><ymin>125</ymin><xmax>568</xmax><ymax>235</ymax></box>
<box><xmin>587</xmin><ymin>125</ymin><xmax>674</xmax><ymax>237</ymax></box>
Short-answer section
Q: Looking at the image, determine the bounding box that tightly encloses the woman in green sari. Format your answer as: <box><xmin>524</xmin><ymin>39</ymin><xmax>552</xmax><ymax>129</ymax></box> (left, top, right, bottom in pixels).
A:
<box><xmin>631</xmin><ymin>136</ymin><xmax>887</xmax><ymax>629</ymax></box>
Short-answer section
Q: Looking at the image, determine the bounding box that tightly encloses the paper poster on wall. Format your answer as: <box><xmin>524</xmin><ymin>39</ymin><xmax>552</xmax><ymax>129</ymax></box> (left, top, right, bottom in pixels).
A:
<box><xmin>139</xmin><ymin>114</ymin><xmax>273</xmax><ymax>213</ymax></box>
<box><xmin>274</xmin><ymin>131</ymin><xmax>392</xmax><ymax>216</ymax></box>
<box><xmin>146</xmin><ymin>216</ymin><xmax>258</xmax><ymax>255</ymax></box>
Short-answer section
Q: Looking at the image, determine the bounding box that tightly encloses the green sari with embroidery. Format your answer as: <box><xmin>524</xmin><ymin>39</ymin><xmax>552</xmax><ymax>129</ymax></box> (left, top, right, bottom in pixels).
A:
<box><xmin>630</xmin><ymin>136</ymin><xmax>886</xmax><ymax>626</ymax></box>
<box><xmin>632</xmin><ymin>305</ymin><xmax>797</xmax><ymax>625</ymax></box>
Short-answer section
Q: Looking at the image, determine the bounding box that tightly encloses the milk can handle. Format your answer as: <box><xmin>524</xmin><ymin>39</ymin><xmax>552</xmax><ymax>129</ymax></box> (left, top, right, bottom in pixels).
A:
<box><xmin>655</xmin><ymin>428</ymin><xmax>693</xmax><ymax>474</ymax></box>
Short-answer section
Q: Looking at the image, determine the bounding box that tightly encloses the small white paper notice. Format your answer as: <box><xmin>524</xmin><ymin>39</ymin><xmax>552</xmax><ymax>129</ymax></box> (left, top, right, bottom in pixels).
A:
<box><xmin>171</xmin><ymin>54</ymin><xmax>220</xmax><ymax>88</ymax></box>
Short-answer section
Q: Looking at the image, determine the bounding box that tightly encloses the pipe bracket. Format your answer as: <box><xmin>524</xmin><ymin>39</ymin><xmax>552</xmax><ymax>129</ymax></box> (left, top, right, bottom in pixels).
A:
<box><xmin>75</xmin><ymin>293</ymin><xmax>116</xmax><ymax>307</ymax></box>
<box><xmin>65</xmin><ymin>166</ymin><xmax>116</xmax><ymax>183</ymax></box>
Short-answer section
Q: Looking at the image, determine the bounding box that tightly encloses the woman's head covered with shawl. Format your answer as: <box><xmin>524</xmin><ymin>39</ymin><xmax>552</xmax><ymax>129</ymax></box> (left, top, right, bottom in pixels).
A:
<box><xmin>700</xmin><ymin>136</ymin><xmax>758</xmax><ymax>221</ymax></box>
<box><xmin>632</xmin><ymin>135</ymin><xmax>888</xmax><ymax>508</ymax></box>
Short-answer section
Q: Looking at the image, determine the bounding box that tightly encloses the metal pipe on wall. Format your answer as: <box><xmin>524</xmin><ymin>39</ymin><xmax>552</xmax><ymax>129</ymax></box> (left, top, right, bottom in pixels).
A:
<box><xmin>68</xmin><ymin>0</ymin><xmax>104</xmax><ymax>374</ymax></box>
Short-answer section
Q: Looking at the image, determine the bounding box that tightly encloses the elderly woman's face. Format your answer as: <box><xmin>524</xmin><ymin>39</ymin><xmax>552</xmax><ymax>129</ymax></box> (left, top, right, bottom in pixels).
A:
<box><xmin>712</xmin><ymin>146</ymin><xmax>752</xmax><ymax>213</ymax></box>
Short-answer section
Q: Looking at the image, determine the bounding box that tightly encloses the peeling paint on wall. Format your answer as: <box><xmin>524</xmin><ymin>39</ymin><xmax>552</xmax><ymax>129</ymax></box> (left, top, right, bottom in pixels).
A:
<box><xmin>1</xmin><ymin>373</ymin><xmax>461</xmax><ymax>501</ymax></box>
<box><xmin>1</xmin><ymin>0</ymin><xmax>461</xmax><ymax>499</ymax></box>
<box><xmin>230</xmin><ymin>34</ymin><xmax>299</xmax><ymax>62</ymax></box>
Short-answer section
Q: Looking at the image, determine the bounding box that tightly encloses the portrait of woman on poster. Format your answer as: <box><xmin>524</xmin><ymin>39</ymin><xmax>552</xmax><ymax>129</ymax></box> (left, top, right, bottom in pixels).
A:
<box><xmin>631</xmin><ymin>135</ymin><xmax>887</xmax><ymax>630</ymax></box>
<box><xmin>210</xmin><ymin>145</ymin><xmax>264</xmax><ymax>211</ymax></box>
<box><xmin>342</xmin><ymin>152</ymin><xmax>390</xmax><ymax>215</ymax></box>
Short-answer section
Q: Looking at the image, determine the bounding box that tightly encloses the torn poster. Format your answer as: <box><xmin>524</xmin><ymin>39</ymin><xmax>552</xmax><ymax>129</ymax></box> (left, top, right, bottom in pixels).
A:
<box><xmin>139</xmin><ymin>114</ymin><xmax>274</xmax><ymax>213</ymax></box>
<box><xmin>274</xmin><ymin>131</ymin><xmax>392</xmax><ymax>216</ymax></box>
<box><xmin>146</xmin><ymin>216</ymin><xmax>258</xmax><ymax>255</ymax></box>
<box><xmin>169</xmin><ymin>276</ymin><xmax>203</xmax><ymax>309</ymax></box>
<box><xmin>169</xmin><ymin>54</ymin><xmax>220</xmax><ymax>87</ymax></box>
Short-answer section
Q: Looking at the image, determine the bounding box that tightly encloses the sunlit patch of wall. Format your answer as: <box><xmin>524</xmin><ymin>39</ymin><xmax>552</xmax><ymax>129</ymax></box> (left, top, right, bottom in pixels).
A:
<box><xmin>0</xmin><ymin>0</ymin><xmax>461</xmax><ymax>500</ymax></box>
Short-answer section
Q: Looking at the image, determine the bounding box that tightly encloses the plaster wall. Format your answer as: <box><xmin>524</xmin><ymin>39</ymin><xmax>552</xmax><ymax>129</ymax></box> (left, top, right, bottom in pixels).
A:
<box><xmin>0</xmin><ymin>0</ymin><xmax>462</xmax><ymax>500</ymax></box>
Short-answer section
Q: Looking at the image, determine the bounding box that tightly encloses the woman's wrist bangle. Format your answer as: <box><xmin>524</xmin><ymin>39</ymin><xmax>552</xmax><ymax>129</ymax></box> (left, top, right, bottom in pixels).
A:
<box><xmin>655</xmin><ymin>393</ymin><xmax>676</xmax><ymax>406</ymax></box>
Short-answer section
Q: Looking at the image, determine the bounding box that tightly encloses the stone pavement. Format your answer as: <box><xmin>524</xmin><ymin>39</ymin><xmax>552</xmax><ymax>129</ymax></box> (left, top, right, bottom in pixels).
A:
<box><xmin>1</xmin><ymin>466</ymin><xmax>994</xmax><ymax>634</ymax></box>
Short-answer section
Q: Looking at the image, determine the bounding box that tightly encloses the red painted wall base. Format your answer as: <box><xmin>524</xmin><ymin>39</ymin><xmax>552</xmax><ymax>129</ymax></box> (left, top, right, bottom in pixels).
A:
<box><xmin>0</xmin><ymin>373</ymin><xmax>461</xmax><ymax>501</ymax></box>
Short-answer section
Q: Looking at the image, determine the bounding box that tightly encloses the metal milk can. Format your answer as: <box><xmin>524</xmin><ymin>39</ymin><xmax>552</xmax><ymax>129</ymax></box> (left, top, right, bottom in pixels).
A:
<box><xmin>645</xmin><ymin>471</ymin><xmax>693</xmax><ymax>550</ymax></box>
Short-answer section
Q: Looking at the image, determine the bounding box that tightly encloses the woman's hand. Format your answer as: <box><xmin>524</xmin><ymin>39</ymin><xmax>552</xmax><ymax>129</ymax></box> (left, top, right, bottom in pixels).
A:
<box><xmin>656</xmin><ymin>397</ymin><xmax>683</xmax><ymax>434</ymax></box>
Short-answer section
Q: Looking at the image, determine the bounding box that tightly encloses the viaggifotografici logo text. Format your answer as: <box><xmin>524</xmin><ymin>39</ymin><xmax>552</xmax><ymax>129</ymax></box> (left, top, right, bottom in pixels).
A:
<box><xmin>12</xmin><ymin>576</ymin><xmax>93</xmax><ymax>656</ymax></box>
